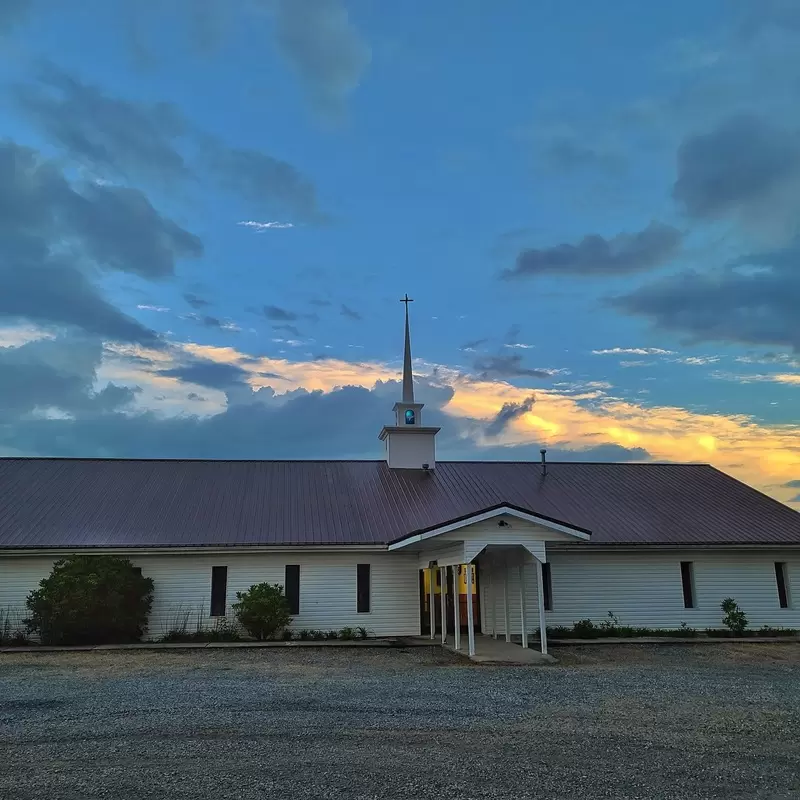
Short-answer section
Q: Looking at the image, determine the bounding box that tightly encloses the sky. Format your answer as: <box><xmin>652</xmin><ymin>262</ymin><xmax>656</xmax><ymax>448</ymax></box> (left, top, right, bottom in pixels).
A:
<box><xmin>0</xmin><ymin>0</ymin><xmax>798</xmax><ymax>508</ymax></box>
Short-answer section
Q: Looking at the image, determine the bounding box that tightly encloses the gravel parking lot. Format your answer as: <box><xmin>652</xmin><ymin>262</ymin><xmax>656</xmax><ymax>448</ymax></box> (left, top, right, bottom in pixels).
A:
<box><xmin>1</xmin><ymin>644</ymin><xmax>799</xmax><ymax>800</ymax></box>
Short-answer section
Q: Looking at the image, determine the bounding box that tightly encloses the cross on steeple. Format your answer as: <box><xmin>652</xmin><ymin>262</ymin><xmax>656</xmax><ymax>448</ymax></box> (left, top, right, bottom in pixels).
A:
<box><xmin>401</xmin><ymin>293</ymin><xmax>413</xmax><ymax>308</ymax></box>
<box><xmin>401</xmin><ymin>294</ymin><xmax>414</xmax><ymax>403</ymax></box>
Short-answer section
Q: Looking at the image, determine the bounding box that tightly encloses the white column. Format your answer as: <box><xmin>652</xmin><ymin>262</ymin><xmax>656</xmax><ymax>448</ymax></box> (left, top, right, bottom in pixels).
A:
<box><xmin>503</xmin><ymin>565</ymin><xmax>511</xmax><ymax>643</ymax></box>
<box><xmin>466</xmin><ymin>562</ymin><xmax>476</xmax><ymax>656</ymax></box>
<box><xmin>518</xmin><ymin>563</ymin><xmax>528</xmax><ymax>650</ymax></box>
<box><xmin>429</xmin><ymin>568</ymin><xmax>436</xmax><ymax>640</ymax></box>
<box><xmin>439</xmin><ymin>566</ymin><xmax>447</xmax><ymax>644</ymax></box>
<box><xmin>488</xmin><ymin>567</ymin><xmax>497</xmax><ymax>639</ymax></box>
<box><xmin>453</xmin><ymin>566</ymin><xmax>461</xmax><ymax>650</ymax></box>
<box><xmin>535</xmin><ymin>558</ymin><xmax>548</xmax><ymax>655</ymax></box>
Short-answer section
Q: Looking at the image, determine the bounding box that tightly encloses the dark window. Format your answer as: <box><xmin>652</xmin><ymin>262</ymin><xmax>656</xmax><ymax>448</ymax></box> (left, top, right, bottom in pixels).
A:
<box><xmin>542</xmin><ymin>562</ymin><xmax>552</xmax><ymax>611</ymax></box>
<box><xmin>357</xmin><ymin>564</ymin><xmax>371</xmax><ymax>613</ymax></box>
<box><xmin>285</xmin><ymin>564</ymin><xmax>300</xmax><ymax>615</ymax></box>
<box><xmin>210</xmin><ymin>566</ymin><xmax>227</xmax><ymax>617</ymax></box>
<box><xmin>680</xmin><ymin>562</ymin><xmax>695</xmax><ymax>609</ymax></box>
<box><xmin>775</xmin><ymin>562</ymin><xmax>789</xmax><ymax>609</ymax></box>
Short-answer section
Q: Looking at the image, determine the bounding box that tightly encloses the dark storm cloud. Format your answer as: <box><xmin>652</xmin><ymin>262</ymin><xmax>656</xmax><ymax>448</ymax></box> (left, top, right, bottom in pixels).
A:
<box><xmin>472</xmin><ymin>354</ymin><xmax>555</xmax><ymax>381</ymax></box>
<box><xmin>160</xmin><ymin>359</ymin><xmax>251</xmax><ymax>391</ymax></box>
<box><xmin>673</xmin><ymin>115</ymin><xmax>800</xmax><ymax>219</ymax></box>
<box><xmin>0</xmin><ymin>141</ymin><xmax>163</xmax><ymax>344</ymax></box>
<box><xmin>340</xmin><ymin>303</ymin><xmax>362</xmax><ymax>321</ymax></box>
<box><xmin>613</xmin><ymin>239</ymin><xmax>800</xmax><ymax>351</ymax></box>
<box><xmin>273</xmin><ymin>0</ymin><xmax>371</xmax><ymax>119</ymax></box>
<box><xmin>14</xmin><ymin>64</ymin><xmax>326</xmax><ymax>223</ymax></box>
<box><xmin>485</xmin><ymin>395</ymin><xmax>535</xmax><ymax>437</ymax></box>
<box><xmin>184</xmin><ymin>292</ymin><xmax>210</xmax><ymax>309</ymax></box>
<box><xmin>263</xmin><ymin>305</ymin><xmax>298</xmax><ymax>321</ymax></box>
<box><xmin>503</xmin><ymin>222</ymin><xmax>682</xmax><ymax>279</ymax></box>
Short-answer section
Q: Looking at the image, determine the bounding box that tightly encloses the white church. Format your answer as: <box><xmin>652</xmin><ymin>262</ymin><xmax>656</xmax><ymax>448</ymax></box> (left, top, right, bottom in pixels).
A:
<box><xmin>1</xmin><ymin>302</ymin><xmax>799</xmax><ymax>654</ymax></box>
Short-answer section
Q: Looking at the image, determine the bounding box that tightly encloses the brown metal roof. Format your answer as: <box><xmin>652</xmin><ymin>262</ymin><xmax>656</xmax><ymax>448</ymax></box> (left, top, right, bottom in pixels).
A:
<box><xmin>0</xmin><ymin>458</ymin><xmax>798</xmax><ymax>549</ymax></box>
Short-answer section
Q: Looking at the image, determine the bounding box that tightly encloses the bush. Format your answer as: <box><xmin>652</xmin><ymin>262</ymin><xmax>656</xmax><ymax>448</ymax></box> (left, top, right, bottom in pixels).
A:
<box><xmin>311</xmin><ymin>630</ymin><xmax>326</xmax><ymax>640</ymax></box>
<box><xmin>339</xmin><ymin>627</ymin><xmax>355</xmax><ymax>640</ymax></box>
<box><xmin>572</xmin><ymin>619</ymin><xmax>600</xmax><ymax>638</ymax></box>
<box><xmin>356</xmin><ymin>626</ymin><xmax>369</xmax><ymax>640</ymax></box>
<box><xmin>24</xmin><ymin>556</ymin><xmax>153</xmax><ymax>646</ymax></box>
<box><xmin>325</xmin><ymin>630</ymin><xmax>339</xmax><ymax>640</ymax></box>
<box><xmin>721</xmin><ymin>598</ymin><xmax>748</xmax><ymax>635</ymax></box>
<box><xmin>282</xmin><ymin>629</ymin><xmax>294</xmax><ymax>641</ymax></box>
<box><xmin>232</xmin><ymin>583</ymin><xmax>291</xmax><ymax>641</ymax></box>
<box><xmin>1</xmin><ymin>607</ymin><xmax>33</xmax><ymax>646</ymax></box>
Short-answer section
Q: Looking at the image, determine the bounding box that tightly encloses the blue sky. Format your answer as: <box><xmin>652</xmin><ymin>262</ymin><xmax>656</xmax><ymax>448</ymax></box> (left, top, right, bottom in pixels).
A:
<box><xmin>0</xmin><ymin>0</ymin><xmax>798</xmax><ymax>506</ymax></box>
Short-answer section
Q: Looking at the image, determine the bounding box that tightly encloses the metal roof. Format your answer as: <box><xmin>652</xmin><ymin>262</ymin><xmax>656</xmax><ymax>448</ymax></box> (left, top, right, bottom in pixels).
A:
<box><xmin>0</xmin><ymin>458</ymin><xmax>798</xmax><ymax>549</ymax></box>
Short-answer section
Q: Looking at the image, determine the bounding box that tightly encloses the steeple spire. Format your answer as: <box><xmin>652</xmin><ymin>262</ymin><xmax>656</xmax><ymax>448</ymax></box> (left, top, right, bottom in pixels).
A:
<box><xmin>401</xmin><ymin>294</ymin><xmax>414</xmax><ymax>403</ymax></box>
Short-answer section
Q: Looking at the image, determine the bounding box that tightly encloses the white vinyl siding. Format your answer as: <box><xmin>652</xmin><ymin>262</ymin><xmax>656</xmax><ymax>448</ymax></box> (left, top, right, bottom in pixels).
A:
<box><xmin>479</xmin><ymin>549</ymin><xmax>800</xmax><ymax>635</ymax></box>
<box><xmin>0</xmin><ymin>551</ymin><xmax>420</xmax><ymax>640</ymax></box>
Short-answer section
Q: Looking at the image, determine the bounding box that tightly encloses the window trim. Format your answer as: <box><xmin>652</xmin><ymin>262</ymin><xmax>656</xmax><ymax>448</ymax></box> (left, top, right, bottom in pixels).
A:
<box><xmin>357</xmin><ymin>563</ymin><xmax>371</xmax><ymax>613</ymax></box>
<box><xmin>285</xmin><ymin>564</ymin><xmax>300</xmax><ymax>615</ymax></box>
<box><xmin>210</xmin><ymin>566</ymin><xmax>228</xmax><ymax>617</ymax></box>
<box><xmin>680</xmin><ymin>561</ymin><xmax>695</xmax><ymax>609</ymax></box>
<box><xmin>775</xmin><ymin>561</ymin><xmax>790</xmax><ymax>609</ymax></box>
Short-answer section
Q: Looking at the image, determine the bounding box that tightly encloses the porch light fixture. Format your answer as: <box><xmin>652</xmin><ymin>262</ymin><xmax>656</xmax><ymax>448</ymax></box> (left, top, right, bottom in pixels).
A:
<box><xmin>498</xmin><ymin>520</ymin><xmax>510</xmax><ymax>528</ymax></box>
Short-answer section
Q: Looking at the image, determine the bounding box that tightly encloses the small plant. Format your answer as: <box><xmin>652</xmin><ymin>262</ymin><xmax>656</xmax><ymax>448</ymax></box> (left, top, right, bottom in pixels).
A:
<box><xmin>572</xmin><ymin>619</ymin><xmax>599</xmax><ymax>638</ymax></box>
<box><xmin>721</xmin><ymin>597</ymin><xmax>748</xmax><ymax>635</ymax></box>
<box><xmin>339</xmin><ymin>627</ymin><xmax>355</xmax><ymax>640</ymax></box>
<box><xmin>1</xmin><ymin>607</ymin><xmax>32</xmax><ymax>646</ymax></box>
<box><xmin>600</xmin><ymin>611</ymin><xmax>620</xmax><ymax>631</ymax></box>
<box><xmin>758</xmin><ymin>626</ymin><xmax>798</xmax><ymax>637</ymax></box>
<box><xmin>325</xmin><ymin>630</ymin><xmax>339</xmax><ymax>640</ymax></box>
<box><xmin>356</xmin><ymin>626</ymin><xmax>369</xmax><ymax>640</ymax></box>
<box><xmin>311</xmin><ymin>630</ymin><xmax>326</xmax><ymax>640</ymax></box>
<box><xmin>297</xmin><ymin>629</ymin><xmax>311</xmax><ymax>640</ymax></box>
<box><xmin>282</xmin><ymin>629</ymin><xmax>294</xmax><ymax>641</ymax></box>
<box><xmin>232</xmin><ymin>583</ymin><xmax>292</xmax><ymax>641</ymax></box>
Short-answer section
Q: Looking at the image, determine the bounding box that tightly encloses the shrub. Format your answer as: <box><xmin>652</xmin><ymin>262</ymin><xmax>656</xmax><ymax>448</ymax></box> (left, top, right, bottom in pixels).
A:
<box><xmin>339</xmin><ymin>627</ymin><xmax>355</xmax><ymax>640</ymax></box>
<box><xmin>297</xmin><ymin>629</ymin><xmax>311</xmax><ymax>640</ymax></box>
<box><xmin>758</xmin><ymin>626</ymin><xmax>797</xmax><ymax>637</ymax></box>
<box><xmin>282</xmin><ymin>629</ymin><xmax>294</xmax><ymax>641</ymax></box>
<box><xmin>24</xmin><ymin>556</ymin><xmax>153</xmax><ymax>646</ymax></box>
<box><xmin>721</xmin><ymin>598</ymin><xmax>748</xmax><ymax>635</ymax></box>
<box><xmin>572</xmin><ymin>619</ymin><xmax>600</xmax><ymax>638</ymax></box>
<box><xmin>1</xmin><ymin>607</ymin><xmax>33</xmax><ymax>646</ymax></box>
<box><xmin>232</xmin><ymin>583</ymin><xmax>291</xmax><ymax>641</ymax></box>
<box><xmin>311</xmin><ymin>630</ymin><xmax>326</xmax><ymax>640</ymax></box>
<box><xmin>356</xmin><ymin>626</ymin><xmax>369</xmax><ymax>640</ymax></box>
<box><xmin>325</xmin><ymin>630</ymin><xmax>339</xmax><ymax>640</ymax></box>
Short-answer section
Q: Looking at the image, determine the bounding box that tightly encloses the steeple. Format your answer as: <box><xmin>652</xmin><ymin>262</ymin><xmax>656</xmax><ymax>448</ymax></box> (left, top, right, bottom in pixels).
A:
<box><xmin>378</xmin><ymin>295</ymin><xmax>440</xmax><ymax>469</ymax></box>
<box><xmin>401</xmin><ymin>294</ymin><xmax>414</xmax><ymax>403</ymax></box>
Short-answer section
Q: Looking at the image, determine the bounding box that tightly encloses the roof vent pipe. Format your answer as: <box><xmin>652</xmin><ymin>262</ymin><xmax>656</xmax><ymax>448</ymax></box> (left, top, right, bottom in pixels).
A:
<box><xmin>540</xmin><ymin>448</ymin><xmax>547</xmax><ymax>477</ymax></box>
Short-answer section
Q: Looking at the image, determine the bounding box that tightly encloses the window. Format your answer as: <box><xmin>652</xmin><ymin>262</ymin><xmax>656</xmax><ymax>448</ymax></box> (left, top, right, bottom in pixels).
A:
<box><xmin>210</xmin><ymin>566</ymin><xmax>227</xmax><ymax>617</ymax></box>
<box><xmin>775</xmin><ymin>562</ymin><xmax>790</xmax><ymax>609</ymax></box>
<box><xmin>680</xmin><ymin>561</ymin><xmax>695</xmax><ymax>609</ymax></box>
<box><xmin>285</xmin><ymin>564</ymin><xmax>300</xmax><ymax>615</ymax></box>
<box><xmin>404</xmin><ymin>408</ymin><xmax>415</xmax><ymax>425</ymax></box>
<box><xmin>357</xmin><ymin>564</ymin><xmax>371</xmax><ymax>613</ymax></box>
<box><xmin>542</xmin><ymin>562</ymin><xmax>552</xmax><ymax>611</ymax></box>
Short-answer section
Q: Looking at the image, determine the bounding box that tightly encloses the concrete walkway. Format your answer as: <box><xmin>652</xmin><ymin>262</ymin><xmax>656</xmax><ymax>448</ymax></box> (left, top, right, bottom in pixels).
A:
<box><xmin>444</xmin><ymin>634</ymin><xmax>556</xmax><ymax>665</ymax></box>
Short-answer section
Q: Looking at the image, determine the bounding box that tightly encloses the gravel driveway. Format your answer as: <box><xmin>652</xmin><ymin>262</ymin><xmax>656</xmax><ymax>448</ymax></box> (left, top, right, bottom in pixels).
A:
<box><xmin>1</xmin><ymin>644</ymin><xmax>799</xmax><ymax>800</ymax></box>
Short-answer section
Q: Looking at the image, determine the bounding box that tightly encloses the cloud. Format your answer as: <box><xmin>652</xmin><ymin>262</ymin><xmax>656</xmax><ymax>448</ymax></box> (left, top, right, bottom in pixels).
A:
<box><xmin>273</xmin><ymin>0</ymin><xmax>371</xmax><ymax>120</ymax></box>
<box><xmin>673</xmin><ymin>115</ymin><xmax>800</xmax><ymax>224</ymax></box>
<box><xmin>237</xmin><ymin>220</ymin><xmax>294</xmax><ymax>231</ymax></box>
<box><xmin>185</xmin><ymin>313</ymin><xmax>239</xmax><ymax>332</ymax></box>
<box><xmin>613</xmin><ymin>239</ymin><xmax>800</xmax><ymax>351</ymax></box>
<box><xmin>263</xmin><ymin>305</ymin><xmax>298</xmax><ymax>321</ymax></box>
<box><xmin>137</xmin><ymin>304</ymin><xmax>170</xmax><ymax>312</ymax></box>
<box><xmin>710</xmin><ymin>371</ymin><xmax>800</xmax><ymax>386</ymax></box>
<box><xmin>541</xmin><ymin>135</ymin><xmax>623</xmax><ymax>173</ymax></box>
<box><xmin>159</xmin><ymin>358</ymin><xmax>251</xmax><ymax>391</ymax></box>
<box><xmin>592</xmin><ymin>347</ymin><xmax>675</xmax><ymax>356</ymax></box>
<box><xmin>273</xmin><ymin>323</ymin><xmax>302</xmax><ymax>337</ymax></box>
<box><xmin>504</xmin><ymin>324</ymin><xmax>522</xmax><ymax>344</ymax></box>
<box><xmin>473</xmin><ymin>354</ymin><xmax>560</xmax><ymax>381</ymax></box>
<box><xmin>485</xmin><ymin>395</ymin><xmax>535</xmax><ymax>437</ymax></box>
<box><xmin>310</xmin><ymin>298</ymin><xmax>331</xmax><ymax>307</ymax></box>
<box><xmin>784</xmin><ymin>480</ymin><xmax>800</xmax><ymax>489</ymax></box>
<box><xmin>503</xmin><ymin>222</ymin><xmax>682</xmax><ymax>279</ymax></box>
<box><xmin>13</xmin><ymin>61</ymin><xmax>190</xmax><ymax>182</ymax></box>
<box><xmin>184</xmin><ymin>293</ymin><xmax>210</xmax><ymax>309</ymax></box>
<box><xmin>674</xmin><ymin>356</ymin><xmax>720</xmax><ymax>365</ymax></box>
<box><xmin>340</xmin><ymin>303</ymin><xmax>362</xmax><ymax>321</ymax></box>
<box><xmin>460</xmin><ymin>338</ymin><xmax>488</xmax><ymax>353</ymax></box>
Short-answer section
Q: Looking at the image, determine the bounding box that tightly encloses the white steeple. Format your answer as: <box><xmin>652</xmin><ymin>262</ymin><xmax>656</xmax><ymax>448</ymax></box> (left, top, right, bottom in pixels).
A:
<box><xmin>379</xmin><ymin>295</ymin><xmax>440</xmax><ymax>469</ymax></box>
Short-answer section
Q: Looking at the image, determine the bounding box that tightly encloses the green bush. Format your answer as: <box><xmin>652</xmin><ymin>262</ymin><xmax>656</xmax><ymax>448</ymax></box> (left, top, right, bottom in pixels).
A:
<box><xmin>721</xmin><ymin>598</ymin><xmax>748</xmax><ymax>635</ymax></box>
<box><xmin>325</xmin><ymin>630</ymin><xmax>339</xmax><ymax>640</ymax></box>
<box><xmin>231</xmin><ymin>583</ymin><xmax>291</xmax><ymax>641</ymax></box>
<box><xmin>356</xmin><ymin>626</ymin><xmax>369</xmax><ymax>640</ymax></box>
<box><xmin>311</xmin><ymin>630</ymin><xmax>326</xmax><ymax>640</ymax></box>
<box><xmin>282</xmin><ymin>629</ymin><xmax>294</xmax><ymax>641</ymax></box>
<box><xmin>339</xmin><ymin>627</ymin><xmax>355</xmax><ymax>640</ymax></box>
<box><xmin>572</xmin><ymin>619</ymin><xmax>600</xmax><ymax>638</ymax></box>
<box><xmin>24</xmin><ymin>556</ymin><xmax>153</xmax><ymax>646</ymax></box>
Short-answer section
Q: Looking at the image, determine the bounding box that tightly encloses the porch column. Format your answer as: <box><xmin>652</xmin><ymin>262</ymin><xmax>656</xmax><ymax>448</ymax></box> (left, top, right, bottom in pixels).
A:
<box><xmin>518</xmin><ymin>563</ymin><xmax>528</xmax><ymax>650</ymax></box>
<box><xmin>453</xmin><ymin>566</ymin><xmax>461</xmax><ymax>650</ymax></box>
<box><xmin>503</xmin><ymin>564</ymin><xmax>511</xmax><ymax>643</ymax></box>
<box><xmin>535</xmin><ymin>558</ymin><xmax>548</xmax><ymax>655</ymax></box>
<box><xmin>429</xmin><ymin>568</ymin><xmax>436</xmax><ymax>640</ymax></box>
<box><xmin>466</xmin><ymin>562</ymin><xmax>476</xmax><ymax>656</ymax></box>
<box><xmin>487</xmin><ymin>568</ymin><xmax>496</xmax><ymax>639</ymax></box>
<box><xmin>439</xmin><ymin>566</ymin><xmax>447</xmax><ymax>645</ymax></box>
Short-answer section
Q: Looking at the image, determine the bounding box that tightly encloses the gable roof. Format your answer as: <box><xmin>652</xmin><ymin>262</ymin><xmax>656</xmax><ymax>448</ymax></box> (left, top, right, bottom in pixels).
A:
<box><xmin>0</xmin><ymin>458</ymin><xmax>798</xmax><ymax>549</ymax></box>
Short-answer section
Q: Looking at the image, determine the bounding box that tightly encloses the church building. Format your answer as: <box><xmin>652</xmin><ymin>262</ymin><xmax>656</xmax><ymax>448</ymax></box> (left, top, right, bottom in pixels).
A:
<box><xmin>1</xmin><ymin>301</ymin><xmax>799</xmax><ymax>654</ymax></box>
